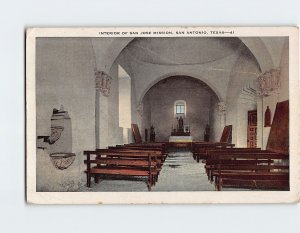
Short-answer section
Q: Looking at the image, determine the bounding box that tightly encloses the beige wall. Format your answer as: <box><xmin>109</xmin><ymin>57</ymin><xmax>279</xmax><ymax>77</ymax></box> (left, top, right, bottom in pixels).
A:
<box><xmin>36</xmin><ymin>38</ymin><xmax>96</xmax><ymax>191</ymax></box>
<box><xmin>258</xmin><ymin>38</ymin><xmax>289</xmax><ymax>149</ymax></box>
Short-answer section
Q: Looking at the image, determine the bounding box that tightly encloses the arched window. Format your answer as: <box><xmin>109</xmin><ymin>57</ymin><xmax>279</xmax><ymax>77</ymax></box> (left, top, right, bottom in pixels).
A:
<box><xmin>174</xmin><ymin>100</ymin><xmax>186</xmax><ymax>117</ymax></box>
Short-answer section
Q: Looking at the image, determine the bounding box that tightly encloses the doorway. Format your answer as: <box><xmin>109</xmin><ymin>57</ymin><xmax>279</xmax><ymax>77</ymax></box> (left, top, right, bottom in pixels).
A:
<box><xmin>247</xmin><ymin>110</ymin><xmax>257</xmax><ymax>148</ymax></box>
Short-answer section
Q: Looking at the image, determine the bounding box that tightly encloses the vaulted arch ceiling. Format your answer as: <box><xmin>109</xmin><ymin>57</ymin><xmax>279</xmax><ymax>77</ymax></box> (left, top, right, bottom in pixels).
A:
<box><xmin>122</xmin><ymin>37</ymin><xmax>243</xmax><ymax>65</ymax></box>
<box><xmin>93</xmin><ymin>37</ymin><xmax>275</xmax><ymax>74</ymax></box>
<box><xmin>91</xmin><ymin>36</ymin><xmax>277</xmax><ymax>104</ymax></box>
<box><xmin>138</xmin><ymin>72</ymin><xmax>224</xmax><ymax>103</ymax></box>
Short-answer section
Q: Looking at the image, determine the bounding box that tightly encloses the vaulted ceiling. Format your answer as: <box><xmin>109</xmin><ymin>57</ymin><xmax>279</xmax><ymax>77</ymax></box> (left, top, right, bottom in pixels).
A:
<box><xmin>116</xmin><ymin>37</ymin><xmax>262</xmax><ymax>103</ymax></box>
<box><xmin>122</xmin><ymin>37</ymin><xmax>243</xmax><ymax>66</ymax></box>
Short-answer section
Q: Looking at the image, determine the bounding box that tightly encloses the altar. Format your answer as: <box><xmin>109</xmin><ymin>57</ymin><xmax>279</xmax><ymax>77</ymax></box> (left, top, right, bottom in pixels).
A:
<box><xmin>169</xmin><ymin>135</ymin><xmax>193</xmax><ymax>142</ymax></box>
<box><xmin>169</xmin><ymin>116</ymin><xmax>193</xmax><ymax>146</ymax></box>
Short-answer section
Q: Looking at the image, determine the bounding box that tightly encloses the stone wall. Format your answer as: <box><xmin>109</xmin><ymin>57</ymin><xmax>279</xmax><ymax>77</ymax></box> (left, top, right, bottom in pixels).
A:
<box><xmin>142</xmin><ymin>76</ymin><xmax>219</xmax><ymax>142</ymax></box>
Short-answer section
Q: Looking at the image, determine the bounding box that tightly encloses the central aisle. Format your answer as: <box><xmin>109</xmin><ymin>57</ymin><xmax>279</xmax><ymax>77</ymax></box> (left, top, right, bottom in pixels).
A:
<box><xmin>79</xmin><ymin>151</ymin><xmax>215</xmax><ymax>192</ymax></box>
<box><xmin>152</xmin><ymin>151</ymin><xmax>215</xmax><ymax>191</ymax></box>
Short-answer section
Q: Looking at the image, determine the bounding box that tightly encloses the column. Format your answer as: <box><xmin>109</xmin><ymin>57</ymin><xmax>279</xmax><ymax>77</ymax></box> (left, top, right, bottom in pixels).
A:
<box><xmin>256</xmin><ymin>68</ymin><xmax>281</xmax><ymax>149</ymax></box>
<box><xmin>95</xmin><ymin>70</ymin><xmax>112</xmax><ymax>149</ymax></box>
<box><xmin>218</xmin><ymin>101</ymin><xmax>226</xmax><ymax>131</ymax></box>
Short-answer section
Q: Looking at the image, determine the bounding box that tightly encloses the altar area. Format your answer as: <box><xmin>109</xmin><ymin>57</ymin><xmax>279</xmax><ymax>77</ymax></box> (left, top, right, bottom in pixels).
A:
<box><xmin>169</xmin><ymin>136</ymin><xmax>193</xmax><ymax>142</ymax></box>
<box><xmin>169</xmin><ymin>116</ymin><xmax>193</xmax><ymax>148</ymax></box>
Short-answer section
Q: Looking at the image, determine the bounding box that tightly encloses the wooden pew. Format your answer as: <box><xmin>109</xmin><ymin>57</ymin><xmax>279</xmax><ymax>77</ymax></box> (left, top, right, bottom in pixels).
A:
<box><xmin>192</xmin><ymin>142</ymin><xmax>235</xmax><ymax>162</ymax></box>
<box><xmin>205</xmin><ymin>150</ymin><xmax>288</xmax><ymax>187</ymax></box>
<box><xmin>203</xmin><ymin>100</ymin><xmax>289</xmax><ymax>191</ymax></box>
<box><xmin>83</xmin><ymin>150</ymin><xmax>159</xmax><ymax>191</ymax></box>
<box><xmin>110</xmin><ymin>146</ymin><xmax>167</xmax><ymax>162</ymax></box>
<box><xmin>192</xmin><ymin>125</ymin><xmax>235</xmax><ymax>162</ymax></box>
<box><xmin>114</xmin><ymin>142</ymin><xmax>167</xmax><ymax>158</ymax></box>
<box><xmin>209</xmin><ymin>158</ymin><xmax>289</xmax><ymax>191</ymax></box>
<box><xmin>104</xmin><ymin>147</ymin><xmax>165</xmax><ymax>169</ymax></box>
<box><xmin>215</xmin><ymin>172</ymin><xmax>289</xmax><ymax>191</ymax></box>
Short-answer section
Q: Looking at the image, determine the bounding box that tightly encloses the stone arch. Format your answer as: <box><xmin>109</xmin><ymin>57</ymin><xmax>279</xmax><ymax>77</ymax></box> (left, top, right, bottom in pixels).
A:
<box><xmin>139</xmin><ymin>72</ymin><xmax>223</xmax><ymax>105</ymax></box>
<box><xmin>239</xmin><ymin>37</ymin><xmax>274</xmax><ymax>72</ymax></box>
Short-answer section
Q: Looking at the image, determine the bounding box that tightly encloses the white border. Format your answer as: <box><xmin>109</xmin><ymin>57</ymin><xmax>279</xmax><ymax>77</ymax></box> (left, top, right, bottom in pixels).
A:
<box><xmin>26</xmin><ymin>27</ymin><xmax>300</xmax><ymax>204</ymax></box>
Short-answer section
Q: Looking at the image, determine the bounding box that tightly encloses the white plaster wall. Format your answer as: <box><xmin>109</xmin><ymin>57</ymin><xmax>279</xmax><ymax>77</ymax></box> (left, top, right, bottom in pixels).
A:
<box><xmin>91</xmin><ymin>37</ymin><xmax>133</xmax><ymax>72</ymax></box>
<box><xmin>209</xmin><ymin>96</ymin><xmax>222</xmax><ymax>142</ymax></box>
<box><xmin>278</xmin><ymin>38</ymin><xmax>289</xmax><ymax>102</ymax></box>
<box><xmin>99</xmin><ymin>92</ymin><xmax>109</xmax><ymax>148</ymax></box>
<box><xmin>225</xmin><ymin>48</ymin><xmax>260</xmax><ymax>146</ymax></box>
<box><xmin>258</xmin><ymin>38</ymin><xmax>289</xmax><ymax>149</ymax></box>
<box><xmin>260</xmin><ymin>37</ymin><xmax>287</xmax><ymax>68</ymax></box>
<box><xmin>107</xmin><ymin>63</ymin><xmax>123</xmax><ymax>146</ymax></box>
<box><xmin>119</xmin><ymin>75</ymin><xmax>131</xmax><ymax>128</ymax></box>
<box><xmin>36</xmin><ymin>38</ymin><xmax>96</xmax><ymax>191</ymax></box>
<box><xmin>119</xmin><ymin>75</ymin><xmax>131</xmax><ymax>143</ymax></box>
<box><xmin>130</xmin><ymin>77</ymin><xmax>142</xmax><ymax>143</ymax></box>
<box><xmin>141</xmin><ymin>93</ymin><xmax>151</xmax><ymax>141</ymax></box>
<box><xmin>239</xmin><ymin>37</ymin><xmax>274</xmax><ymax>72</ymax></box>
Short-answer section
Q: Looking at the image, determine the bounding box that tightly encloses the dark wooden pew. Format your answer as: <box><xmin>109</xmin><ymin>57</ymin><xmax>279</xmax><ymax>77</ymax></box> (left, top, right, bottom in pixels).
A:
<box><xmin>213</xmin><ymin>171</ymin><xmax>289</xmax><ymax>191</ymax></box>
<box><xmin>83</xmin><ymin>150</ymin><xmax>159</xmax><ymax>191</ymax></box>
<box><xmin>101</xmin><ymin>148</ymin><xmax>165</xmax><ymax>172</ymax></box>
<box><xmin>192</xmin><ymin>143</ymin><xmax>236</xmax><ymax>162</ymax></box>
<box><xmin>108</xmin><ymin>146</ymin><xmax>167</xmax><ymax>162</ymax></box>
<box><xmin>204</xmin><ymin>148</ymin><xmax>289</xmax><ymax>191</ymax></box>
<box><xmin>114</xmin><ymin>142</ymin><xmax>168</xmax><ymax>160</ymax></box>
<box><xmin>191</xmin><ymin>125</ymin><xmax>235</xmax><ymax>162</ymax></box>
<box><xmin>201</xmin><ymin>100</ymin><xmax>289</xmax><ymax>191</ymax></box>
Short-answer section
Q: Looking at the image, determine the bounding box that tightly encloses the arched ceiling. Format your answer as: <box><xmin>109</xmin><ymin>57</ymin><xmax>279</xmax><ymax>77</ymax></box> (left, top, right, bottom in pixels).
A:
<box><xmin>152</xmin><ymin>75</ymin><xmax>210</xmax><ymax>89</ymax></box>
<box><xmin>145</xmin><ymin>75</ymin><xmax>219</xmax><ymax>99</ymax></box>
<box><xmin>122</xmin><ymin>37</ymin><xmax>243</xmax><ymax>65</ymax></box>
<box><xmin>115</xmin><ymin>38</ymin><xmax>260</xmax><ymax>103</ymax></box>
<box><xmin>91</xmin><ymin>36</ymin><xmax>280</xmax><ymax>105</ymax></box>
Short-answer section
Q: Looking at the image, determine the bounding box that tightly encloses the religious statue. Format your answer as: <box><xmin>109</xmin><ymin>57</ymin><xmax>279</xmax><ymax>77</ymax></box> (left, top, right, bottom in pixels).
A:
<box><xmin>171</xmin><ymin>117</ymin><xmax>190</xmax><ymax>136</ymax></box>
<box><xmin>178</xmin><ymin>116</ymin><xmax>184</xmax><ymax>132</ymax></box>
<box><xmin>150</xmin><ymin>125</ymin><xmax>156</xmax><ymax>142</ymax></box>
<box><xmin>264</xmin><ymin>106</ymin><xmax>271</xmax><ymax>127</ymax></box>
<box><xmin>204</xmin><ymin>124</ymin><xmax>210</xmax><ymax>142</ymax></box>
<box><xmin>144</xmin><ymin>128</ymin><xmax>148</xmax><ymax>142</ymax></box>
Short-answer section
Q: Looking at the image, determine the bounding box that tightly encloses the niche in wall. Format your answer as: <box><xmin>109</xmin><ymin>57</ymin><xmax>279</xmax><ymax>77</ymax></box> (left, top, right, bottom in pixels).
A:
<box><xmin>37</xmin><ymin>105</ymin><xmax>76</xmax><ymax>170</ymax></box>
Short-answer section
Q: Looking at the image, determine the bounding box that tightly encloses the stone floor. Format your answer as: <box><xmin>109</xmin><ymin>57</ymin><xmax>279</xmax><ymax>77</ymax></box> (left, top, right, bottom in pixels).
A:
<box><xmin>79</xmin><ymin>151</ymin><xmax>217</xmax><ymax>192</ymax></box>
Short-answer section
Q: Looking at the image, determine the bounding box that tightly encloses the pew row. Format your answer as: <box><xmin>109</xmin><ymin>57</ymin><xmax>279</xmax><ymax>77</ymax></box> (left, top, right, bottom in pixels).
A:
<box><xmin>83</xmin><ymin>143</ymin><xmax>167</xmax><ymax>191</ymax></box>
<box><xmin>192</xmin><ymin>142</ymin><xmax>235</xmax><ymax>162</ymax></box>
<box><xmin>205</xmin><ymin>150</ymin><xmax>289</xmax><ymax>191</ymax></box>
<box><xmin>200</xmin><ymin>100</ymin><xmax>289</xmax><ymax>191</ymax></box>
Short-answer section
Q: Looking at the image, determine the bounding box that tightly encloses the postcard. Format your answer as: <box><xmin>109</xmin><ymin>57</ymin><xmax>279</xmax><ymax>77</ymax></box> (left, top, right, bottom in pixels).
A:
<box><xmin>26</xmin><ymin>27</ymin><xmax>300</xmax><ymax>204</ymax></box>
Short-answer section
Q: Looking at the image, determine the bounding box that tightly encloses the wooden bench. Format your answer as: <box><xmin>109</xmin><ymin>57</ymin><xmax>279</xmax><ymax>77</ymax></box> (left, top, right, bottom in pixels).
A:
<box><xmin>109</xmin><ymin>146</ymin><xmax>167</xmax><ymax>162</ymax></box>
<box><xmin>213</xmin><ymin>172</ymin><xmax>289</xmax><ymax>191</ymax></box>
<box><xmin>192</xmin><ymin>124</ymin><xmax>234</xmax><ymax>162</ymax></box>
<box><xmin>201</xmin><ymin>100</ymin><xmax>289</xmax><ymax>191</ymax></box>
<box><xmin>103</xmin><ymin>148</ymin><xmax>165</xmax><ymax>170</ymax></box>
<box><xmin>205</xmin><ymin>151</ymin><xmax>289</xmax><ymax>190</ymax></box>
<box><xmin>83</xmin><ymin>150</ymin><xmax>160</xmax><ymax>191</ymax></box>
<box><xmin>192</xmin><ymin>142</ymin><xmax>235</xmax><ymax>162</ymax></box>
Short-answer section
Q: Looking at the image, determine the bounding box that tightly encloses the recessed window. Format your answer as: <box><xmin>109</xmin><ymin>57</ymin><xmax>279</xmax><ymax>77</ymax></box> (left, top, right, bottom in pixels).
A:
<box><xmin>176</xmin><ymin>103</ymin><xmax>185</xmax><ymax>114</ymax></box>
<box><xmin>174</xmin><ymin>100</ymin><xmax>186</xmax><ymax>116</ymax></box>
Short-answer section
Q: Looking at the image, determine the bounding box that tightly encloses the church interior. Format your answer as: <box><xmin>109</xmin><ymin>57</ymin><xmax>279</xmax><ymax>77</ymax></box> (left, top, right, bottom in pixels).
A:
<box><xmin>35</xmin><ymin>36</ymin><xmax>289</xmax><ymax>192</ymax></box>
